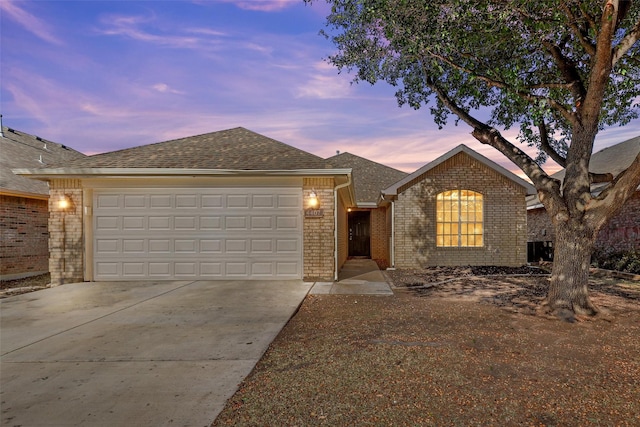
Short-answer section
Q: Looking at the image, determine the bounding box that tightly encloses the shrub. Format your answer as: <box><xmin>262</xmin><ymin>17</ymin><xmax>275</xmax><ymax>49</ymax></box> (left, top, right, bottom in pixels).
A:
<box><xmin>591</xmin><ymin>250</ymin><xmax>640</xmax><ymax>274</ymax></box>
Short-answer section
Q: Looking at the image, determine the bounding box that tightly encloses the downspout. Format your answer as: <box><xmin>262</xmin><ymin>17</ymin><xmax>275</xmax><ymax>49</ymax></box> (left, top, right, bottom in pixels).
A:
<box><xmin>334</xmin><ymin>174</ymin><xmax>352</xmax><ymax>281</ymax></box>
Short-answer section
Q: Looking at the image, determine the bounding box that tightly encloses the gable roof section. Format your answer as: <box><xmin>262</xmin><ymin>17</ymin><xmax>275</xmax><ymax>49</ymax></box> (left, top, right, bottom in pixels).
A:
<box><xmin>326</xmin><ymin>152</ymin><xmax>407</xmax><ymax>206</ymax></box>
<box><xmin>383</xmin><ymin>144</ymin><xmax>536</xmax><ymax>196</ymax></box>
<box><xmin>1</xmin><ymin>126</ymin><xmax>86</xmax><ymax>198</ymax></box>
<box><xmin>47</xmin><ymin>127</ymin><xmax>329</xmax><ymax>170</ymax></box>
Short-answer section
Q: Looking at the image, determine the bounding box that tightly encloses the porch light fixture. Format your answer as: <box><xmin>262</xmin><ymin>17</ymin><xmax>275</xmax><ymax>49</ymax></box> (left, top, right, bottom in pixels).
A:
<box><xmin>308</xmin><ymin>190</ymin><xmax>319</xmax><ymax>209</ymax></box>
<box><xmin>58</xmin><ymin>195</ymin><xmax>73</xmax><ymax>211</ymax></box>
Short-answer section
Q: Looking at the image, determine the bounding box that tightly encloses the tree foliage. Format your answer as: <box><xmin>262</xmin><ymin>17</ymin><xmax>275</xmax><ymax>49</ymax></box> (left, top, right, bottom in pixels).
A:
<box><xmin>317</xmin><ymin>1</ymin><xmax>639</xmax><ymax>163</ymax></box>
<box><xmin>311</xmin><ymin>0</ymin><xmax>640</xmax><ymax>316</ymax></box>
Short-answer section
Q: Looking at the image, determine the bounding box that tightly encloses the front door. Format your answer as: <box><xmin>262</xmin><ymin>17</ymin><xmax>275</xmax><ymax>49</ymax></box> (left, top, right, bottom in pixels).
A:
<box><xmin>348</xmin><ymin>211</ymin><xmax>370</xmax><ymax>257</ymax></box>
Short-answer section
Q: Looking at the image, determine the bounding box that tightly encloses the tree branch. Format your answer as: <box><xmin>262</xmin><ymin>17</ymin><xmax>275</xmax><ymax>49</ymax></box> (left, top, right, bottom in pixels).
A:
<box><xmin>424</xmin><ymin>49</ymin><xmax>578</xmax><ymax>125</ymax></box>
<box><xmin>612</xmin><ymin>17</ymin><xmax>640</xmax><ymax>65</ymax></box>
<box><xmin>581</xmin><ymin>0</ymin><xmax>617</xmax><ymax>123</ymax></box>
<box><xmin>423</xmin><ymin>73</ymin><xmax>561</xmax><ymax>196</ymax></box>
<box><xmin>560</xmin><ymin>2</ymin><xmax>597</xmax><ymax>56</ymax></box>
<box><xmin>541</xmin><ymin>40</ymin><xmax>586</xmax><ymax>104</ymax></box>
<box><xmin>538</xmin><ymin>122</ymin><xmax>567</xmax><ymax>167</ymax></box>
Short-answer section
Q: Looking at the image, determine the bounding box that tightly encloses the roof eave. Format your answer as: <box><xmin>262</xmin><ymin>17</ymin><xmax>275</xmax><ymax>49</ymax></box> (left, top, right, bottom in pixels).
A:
<box><xmin>13</xmin><ymin>167</ymin><xmax>353</xmax><ymax>180</ymax></box>
<box><xmin>0</xmin><ymin>188</ymin><xmax>49</xmax><ymax>200</ymax></box>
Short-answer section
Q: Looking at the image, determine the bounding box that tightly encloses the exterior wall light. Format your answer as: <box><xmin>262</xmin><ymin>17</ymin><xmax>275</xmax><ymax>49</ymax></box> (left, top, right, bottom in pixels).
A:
<box><xmin>58</xmin><ymin>195</ymin><xmax>73</xmax><ymax>211</ymax></box>
<box><xmin>308</xmin><ymin>190</ymin><xmax>319</xmax><ymax>209</ymax></box>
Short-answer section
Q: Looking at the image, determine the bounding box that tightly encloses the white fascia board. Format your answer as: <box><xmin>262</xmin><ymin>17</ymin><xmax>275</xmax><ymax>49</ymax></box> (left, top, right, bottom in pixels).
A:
<box><xmin>13</xmin><ymin>167</ymin><xmax>353</xmax><ymax>179</ymax></box>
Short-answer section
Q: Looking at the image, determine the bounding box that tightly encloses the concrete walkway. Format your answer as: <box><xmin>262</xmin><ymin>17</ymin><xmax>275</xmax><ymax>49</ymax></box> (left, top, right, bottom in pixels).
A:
<box><xmin>309</xmin><ymin>258</ymin><xmax>393</xmax><ymax>295</ymax></box>
<box><xmin>1</xmin><ymin>280</ymin><xmax>311</xmax><ymax>426</ymax></box>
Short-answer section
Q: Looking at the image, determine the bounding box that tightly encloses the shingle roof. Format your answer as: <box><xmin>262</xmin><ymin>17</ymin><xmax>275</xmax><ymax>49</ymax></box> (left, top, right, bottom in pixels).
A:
<box><xmin>53</xmin><ymin>127</ymin><xmax>329</xmax><ymax>170</ymax></box>
<box><xmin>1</xmin><ymin>126</ymin><xmax>86</xmax><ymax>197</ymax></box>
<box><xmin>526</xmin><ymin>135</ymin><xmax>640</xmax><ymax>209</ymax></box>
<box><xmin>551</xmin><ymin>135</ymin><xmax>640</xmax><ymax>181</ymax></box>
<box><xmin>326</xmin><ymin>152</ymin><xmax>407</xmax><ymax>204</ymax></box>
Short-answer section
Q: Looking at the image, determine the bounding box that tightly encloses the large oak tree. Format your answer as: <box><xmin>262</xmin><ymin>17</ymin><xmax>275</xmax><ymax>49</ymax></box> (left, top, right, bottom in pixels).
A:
<box><xmin>310</xmin><ymin>0</ymin><xmax>640</xmax><ymax>316</ymax></box>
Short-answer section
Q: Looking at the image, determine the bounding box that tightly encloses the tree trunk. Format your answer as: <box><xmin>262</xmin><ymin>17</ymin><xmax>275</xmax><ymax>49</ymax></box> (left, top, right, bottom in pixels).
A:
<box><xmin>546</xmin><ymin>221</ymin><xmax>599</xmax><ymax>319</ymax></box>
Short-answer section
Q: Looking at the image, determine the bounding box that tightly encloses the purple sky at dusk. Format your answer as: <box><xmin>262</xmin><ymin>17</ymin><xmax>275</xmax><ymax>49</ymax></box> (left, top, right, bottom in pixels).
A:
<box><xmin>2</xmin><ymin>0</ymin><xmax>638</xmax><ymax>177</ymax></box>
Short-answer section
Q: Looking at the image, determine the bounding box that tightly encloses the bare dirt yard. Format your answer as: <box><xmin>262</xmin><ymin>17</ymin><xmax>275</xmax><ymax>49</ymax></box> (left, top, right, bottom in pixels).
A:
<box><xmin>213</xmin><ymin>268</ymin><xmax>639</xmax><ymax>427</ymax></box>
<box><xmin>0</xmin><ymin>273</ymin><xmax>50</xmax><ymax>298</ymax></box>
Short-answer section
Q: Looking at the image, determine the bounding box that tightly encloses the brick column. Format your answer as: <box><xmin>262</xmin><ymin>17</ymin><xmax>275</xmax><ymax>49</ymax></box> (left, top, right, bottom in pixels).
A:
<box><xmin>303</xmin><ymin>178</ymin><xmax>335</xmax><ymax>280</ymax></box>
<box><xmin>49</xmin><ymin>179</ymin><xmax>83</xmax><ymax>285</ymax></box>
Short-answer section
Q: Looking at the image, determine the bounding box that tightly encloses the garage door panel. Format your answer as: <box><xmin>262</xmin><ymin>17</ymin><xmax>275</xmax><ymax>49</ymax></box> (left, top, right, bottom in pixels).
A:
<box><xmin>276</xmin><ymin>216</ymin><xmax>298</xmax><ymax>230</ymax></box>
<box><xmin>149</xmin><ymin>263</ymin><xmax>171</xmax><ymax>276</ymax></box>
<box><xmin>149</xmin><ymin>216</ymin><xmax>171</xmax><ymax>230</ymax></box>
<box><xmin>252</xmin><ymin>194</ymin><xmax>275</xmax><ymax>208</ymax></box>
<box><xmin>227</xmin><ymin>194</ymin><xmax>250</xmax><ymax>208</ymax></box>
<box><xmin>200</xmin><ymin>216</ymin><xmax>222</xmax><ymax>230</ymax></box>
<box><xmin>96</xmin><ymin>216</ymin><xmax>119</xmax><ymax>230</ymax></box>
<box><xmin>93</xmin><ymin>188</ymin><xmax>302</xmax><ymax>280</ymax></box>
<box><xmin>123</xmin><ymin>240</ymin><xmax>145</xmax><ymax>253</ymax></box>
<box><xmin>174</xmin><ymin>217</ymin><xmax>197</xmax><ymax>230</ymax></box>
<box><xmin>150</xmin><ymin>194</ymin><xmax>172</xmax><ymax>208</ymax></box>
<box><xmin>225</xmin><ymin>216</ymin><xmax>248</xmax><ymax>229</ymax></box>
<box><xmin>124</xmin><ymin>194</ymin><xmax>146</xmax><ymax>208</ymax></box>
<box><xmin>278</xmin><ymin>194</ymin><xmax>300</xmax><ymax>208</ymax></box>
<box><xmin>123</xmin><ymin>217</ymin><xmax>145</xmax><ymax>230</ymax></box>
<box><xmin>176</xmin><ymin>194</ymin><xmax>198</xmax><ymax>208</ymax></box>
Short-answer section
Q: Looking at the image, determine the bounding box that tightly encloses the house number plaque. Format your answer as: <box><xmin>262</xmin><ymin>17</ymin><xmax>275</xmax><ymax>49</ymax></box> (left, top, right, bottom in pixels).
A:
<box><xmin>305</xmin><ymin>209</ymin><xmax>324</xmax><ymax>218</ymax></box>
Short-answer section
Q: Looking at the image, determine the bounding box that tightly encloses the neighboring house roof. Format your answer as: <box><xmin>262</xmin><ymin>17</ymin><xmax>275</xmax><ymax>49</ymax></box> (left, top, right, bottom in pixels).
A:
<box><xmin>47</xmin><ymin>127</ymin><xmax>329</xmax><ymax>170</ymax></box>
<box><xmin>1</xmin><ymin>126</ymin><xmax>86</xmax><ymax>198</ymax></box>
<box><xmin>527</xmin><ymin>135</ymin><xmax>640</xmax><ymax>209</ymax></box>
<box><xmin>326</xmin><ymin>152</ymin><xmax>407</xmax><ymax>206</ymax></box>
<box><xmin>383</xmin><ymin>144</ymin><xmax>536</xmax><ymax>196</ymax></box>
<box><xmin>551</xmin><ymin>135</ymin><xmax>640</xmax><ymax>181</ymax></box>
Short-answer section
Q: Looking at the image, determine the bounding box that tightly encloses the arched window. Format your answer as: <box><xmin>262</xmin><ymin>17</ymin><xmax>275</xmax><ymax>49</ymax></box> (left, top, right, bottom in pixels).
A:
<box><xmin>436</xmin><ymin>190</ymin><xmax>483</xmax><ymax>247</ymax></box>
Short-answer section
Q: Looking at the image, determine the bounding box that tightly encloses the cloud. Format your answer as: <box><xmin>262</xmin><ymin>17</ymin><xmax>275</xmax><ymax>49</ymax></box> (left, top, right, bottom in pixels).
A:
<box><xmin>0</xmin><ymin>1</ymin><xmax>63</xmax><ymax>45</ymax></box>
<box><xmin>295</xmin><ymin>62</ymin><xmax>353</xmax><ymax>99</ymax></box>
<box><xmin>98</xmin><ymin>13</ymin><xmax>201</xmax><ymax>48</ymax></box>
<box><xmin>152</xmin><ymin>83</ymin><xmax>185</xmax><ymax>95</ymax></box>
<box><xmin>215</xmin><ymin>0</ymin><xmax>297</xmax><ymax>12</ymax></box>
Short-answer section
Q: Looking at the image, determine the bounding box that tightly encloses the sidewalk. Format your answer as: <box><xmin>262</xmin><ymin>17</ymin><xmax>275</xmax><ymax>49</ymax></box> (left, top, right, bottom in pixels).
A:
<box><xmin>309</xmin><ymin>258</ymin><xmax>393</xmax><ymax>295</ymax></box>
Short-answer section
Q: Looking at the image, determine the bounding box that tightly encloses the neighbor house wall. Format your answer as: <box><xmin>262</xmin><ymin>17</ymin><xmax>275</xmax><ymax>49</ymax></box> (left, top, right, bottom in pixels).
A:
<box><xmin>0</xmin><ymin>194</ymin><xmax>49</xmax><ymax>280</ymax></box>
<box><xmin>393</xmin><ymin>152</ymin><xmax>528</xmax><ymax>268</ymax></box>
<box><xmin>527</xmin><ymin>191</ymin><xmax>640</xmax><ymax>254</ymax></box>
<box><xmin>303</xmin><ymin>177</ymin><xmax>335</xmax><ymax>280</ymax></box>
<box><xmin>48</xmin><ymin>179</ymin><xmax>84</xmax><ymax>285</ymax></box>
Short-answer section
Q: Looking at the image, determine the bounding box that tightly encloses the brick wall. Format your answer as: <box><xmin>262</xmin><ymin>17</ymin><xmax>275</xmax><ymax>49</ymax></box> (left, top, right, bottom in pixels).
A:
<box><xmin>527</xmin><ymin>191</ymin><xmax>640</xmax><ymax>254</ymax></box>
<box><xmin>303</xmin><ymin>178</ymin><xmax>335</xmax><ymax>280</ymax></box>
<box><xmin>370</xmin><ymin>207</ymin><xmax>389</xmax><ymax>265</ymax></box>
<box><xmin>0</xmin><ymin>195</ymin><xmax>49</xmax><ymax>279</ymax></box>
<box><xmin>393</xmin><ymin>152</ymin><xmax>528</xmax><ymax>268</ymax></box>
<box><xmin>336</xmin><ymin>192</ymin><xmax>348</xmax><ymax>272</ymax></box>
<box><xmin>49</xmin><ymin>179</ymin><xmax>84</xmax><ymax>285</ymax></box>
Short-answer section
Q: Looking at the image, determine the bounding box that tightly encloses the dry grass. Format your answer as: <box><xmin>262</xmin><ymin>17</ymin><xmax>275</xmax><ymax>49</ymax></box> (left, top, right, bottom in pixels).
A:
<box><xmin>213</xmin><ymin>273</ymin><xmax>640</xmax><ymax>426</ymax></box>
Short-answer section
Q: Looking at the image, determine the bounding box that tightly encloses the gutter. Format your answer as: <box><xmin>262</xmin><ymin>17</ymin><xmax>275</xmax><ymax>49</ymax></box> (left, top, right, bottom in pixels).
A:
<box><xmin>12</xmin><ymin>167</ymin><xmax>353</xmax><ymax>179</ymax></box>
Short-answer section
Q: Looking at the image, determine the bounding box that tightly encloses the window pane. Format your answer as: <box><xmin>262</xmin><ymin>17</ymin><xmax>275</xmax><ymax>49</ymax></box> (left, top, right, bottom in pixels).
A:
<box><xmin>436</xmin><ymin>190</ymin><xmax>483</xmax><ymax>248</ymax></box>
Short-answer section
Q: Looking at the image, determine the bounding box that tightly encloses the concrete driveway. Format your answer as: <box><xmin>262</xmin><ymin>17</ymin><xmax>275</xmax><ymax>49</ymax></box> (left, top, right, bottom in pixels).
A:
<box><xmin>1</xmin><ymin>280</ymin><xmax>311</xmax><ymax>426</ymax></box>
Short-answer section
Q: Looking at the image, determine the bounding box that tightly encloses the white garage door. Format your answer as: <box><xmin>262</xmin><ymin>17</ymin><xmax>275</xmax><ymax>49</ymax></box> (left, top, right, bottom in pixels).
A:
<box><xmin>93</xmin><ymin>188</ymin><xmax>302</xmax><ymax>280</ymax></box>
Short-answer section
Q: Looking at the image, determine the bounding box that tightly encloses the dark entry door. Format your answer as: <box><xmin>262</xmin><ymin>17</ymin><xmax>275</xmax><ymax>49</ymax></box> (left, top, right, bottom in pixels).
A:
<box><xmin>348</xmin><ymin>211</ymin><xmax>371</xmax><ymax>257</ymax></box>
